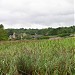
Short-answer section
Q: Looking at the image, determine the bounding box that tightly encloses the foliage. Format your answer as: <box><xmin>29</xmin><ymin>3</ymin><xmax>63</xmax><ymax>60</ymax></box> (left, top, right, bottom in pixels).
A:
<box><xmin>58</xmin><ymin>33</ymin><xmax>70</xmax><ymax>37</ymax></box>
<box><xmin>0</xmin><ymin>24</ymin><xmax>4</xmax><ymax>29</ymax></box>
<box><xmin>0</xmin><ymin>38</ymin><xmax>75</xmax><ymax>75</ymax></box>
<box><xmin>37</xmin><ymin>36</ymin><xmax>50</xmax><ymax>39</ymax></box>
<box><xmin>0</xmin><ymin>24</ymin><xmax>8</xmax><ymax>41</ymax></box>
<box><xmin>6</xmin><ymin>26</ymin><xmax>75</xmax><ymax>38</ymax></box>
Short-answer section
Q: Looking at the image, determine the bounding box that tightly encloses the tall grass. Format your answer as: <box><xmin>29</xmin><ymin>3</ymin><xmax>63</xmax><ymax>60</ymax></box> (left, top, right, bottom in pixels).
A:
<box><xmin>0</xmin><ymin>38</ymin><xmax>75</xmax><ymax>75</ymax></box>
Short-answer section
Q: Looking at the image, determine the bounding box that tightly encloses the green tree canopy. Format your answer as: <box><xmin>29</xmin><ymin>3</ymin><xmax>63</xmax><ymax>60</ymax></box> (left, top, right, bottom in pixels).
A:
<box><xmin>0</xmin><ymin>24</ymin><xmax>8</xmax><ymax>41</ymax></box>
<box><xmin>0</xmin><ymin>24</ymin><xmax>4</xmax><ymax>29</ymax></box>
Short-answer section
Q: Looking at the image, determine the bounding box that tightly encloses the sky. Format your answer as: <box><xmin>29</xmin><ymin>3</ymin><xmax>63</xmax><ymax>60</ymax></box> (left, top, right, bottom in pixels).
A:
<box><xmin>0</xmin><ymin>0</ymin><xmax>74</xmax><ymax>29</ymax></box>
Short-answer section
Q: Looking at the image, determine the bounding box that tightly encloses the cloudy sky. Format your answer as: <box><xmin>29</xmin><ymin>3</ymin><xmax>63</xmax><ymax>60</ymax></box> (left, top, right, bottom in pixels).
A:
<box><xmin>0</xmin><ymin>0</ymin><xmax>74</xmax><ymax>29</ymax></box>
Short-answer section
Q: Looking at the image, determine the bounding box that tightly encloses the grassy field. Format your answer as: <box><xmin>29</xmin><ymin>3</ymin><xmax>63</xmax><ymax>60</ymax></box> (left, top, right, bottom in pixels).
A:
<box><xmin>0</xmin><ymin>38</ymin><xmax>75</xmax><ymax>75</ymax></box>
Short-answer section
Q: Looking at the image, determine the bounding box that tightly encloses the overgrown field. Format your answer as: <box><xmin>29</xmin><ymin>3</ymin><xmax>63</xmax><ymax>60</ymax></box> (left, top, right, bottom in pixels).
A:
<box><xmin>0</xmin><ymin>38</ymin><xmax>75</xmax><ymax>75</ymax></box>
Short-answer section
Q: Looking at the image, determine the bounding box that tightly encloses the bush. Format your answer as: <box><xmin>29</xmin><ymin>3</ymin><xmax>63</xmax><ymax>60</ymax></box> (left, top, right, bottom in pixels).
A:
<box><xmin>58</xmin><ymin>33</ymin><xmax>70</xmax><ymax>37</ymax></box>
<box><xmin>37</xmin><ymin>36</ymin><xmax>50</xmax><ymax>40</ymax></box>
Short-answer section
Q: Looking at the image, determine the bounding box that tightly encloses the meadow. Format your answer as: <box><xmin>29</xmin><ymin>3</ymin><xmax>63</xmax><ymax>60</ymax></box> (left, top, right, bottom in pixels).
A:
<box><xmin>0</xmin><ymin>38</ymin><xmax>75</xmax><ymax>75</ymax></box>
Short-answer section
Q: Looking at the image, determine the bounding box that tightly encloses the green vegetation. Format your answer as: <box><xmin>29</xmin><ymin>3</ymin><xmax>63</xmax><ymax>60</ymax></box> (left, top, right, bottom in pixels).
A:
<box><xmin>0</xmin><ymin>24</ymin><xmax>75</xmax><ymax>40</ymax></box>
<box><xmin>0</xmin><ymin>24</ymin><xmax>8</xmax><ymax>41</ymax></box>
<box><xmin>6</xmin><ymin>26</ymin><xmax>75</xmax><ymax>38</ymax></box>
<box><xmin>0</xmin><ymin>24</ymin><xmax>75</xmax><ymax>75</ymax></box>
<box><xmin>0</xmin><ymin>38</ymin><xmax>75</xmax><ymax>75</ymax></box>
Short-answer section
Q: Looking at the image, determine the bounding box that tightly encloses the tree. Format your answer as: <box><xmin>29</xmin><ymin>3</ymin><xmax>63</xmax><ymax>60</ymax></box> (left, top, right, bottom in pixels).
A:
<box><xmin>0</xmin><ymin>24</ymin><xmax>4</xmax><ymax>29</ymax></box>
<box><xmin>7</xmin><ymin>29</ymin><xmax>13</xmax><ymax>35</ymax></box>
<box><xmin>0</xmin><ymin>24</ymin><xmax>8</xmax><ymax>41</ymax></box>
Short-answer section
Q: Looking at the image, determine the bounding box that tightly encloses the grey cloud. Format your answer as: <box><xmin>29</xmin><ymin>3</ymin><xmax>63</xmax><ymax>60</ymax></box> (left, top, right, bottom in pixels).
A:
<box><xmin>0</xmin><ymin>0</ymin><xmax>74</xmax><ymax>29</ymax></box>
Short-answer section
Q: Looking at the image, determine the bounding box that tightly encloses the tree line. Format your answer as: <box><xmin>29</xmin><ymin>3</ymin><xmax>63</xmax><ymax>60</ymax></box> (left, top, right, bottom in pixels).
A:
<box><xmin>0</xmin><ymin>24</ymin><xmax>75</xmax><ymax>40</ymax></box>
<box><xmin>6</xmin><ymin>25</ymin><xmax>75</xmax><ymax>36</ymax></box>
